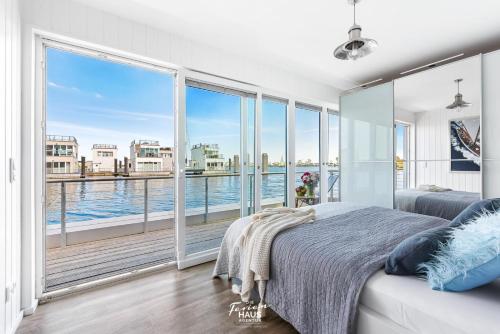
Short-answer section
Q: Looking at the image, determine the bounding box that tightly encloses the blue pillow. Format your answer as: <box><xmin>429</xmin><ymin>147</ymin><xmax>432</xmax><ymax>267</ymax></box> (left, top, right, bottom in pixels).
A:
<box><xmin>450</xmin><ymin>198</ymin><xmax>500</xmax><ymax>227</ymax></box>
<box><xmin>419</xmin><ymin>211</ymin><xmax>500</xmax><ymax>291</ymax></box>
<box><xmin>386</xmin><ymin>198</ymin><xmax>500</xmax><ymax>276</ymax></box>
<box><xmin>385</xmin><ymin>226</ymin><xmax>451</xmax><ymax>275</ymax></box>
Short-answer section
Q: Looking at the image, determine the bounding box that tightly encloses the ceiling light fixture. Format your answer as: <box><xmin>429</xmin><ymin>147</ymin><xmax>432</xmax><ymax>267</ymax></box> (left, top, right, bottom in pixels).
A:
<box><xmin>334</xmin><ymin>0</ymin><xmax>378</xmax><ymax>61</ymax></box>
<box><xmin>446</xmin><ymin>78</ymin><xmax>471</xmax><ymax>111</ymax></box>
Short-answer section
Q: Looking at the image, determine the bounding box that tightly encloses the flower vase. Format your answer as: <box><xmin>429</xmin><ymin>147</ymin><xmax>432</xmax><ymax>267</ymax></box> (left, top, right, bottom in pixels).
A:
<box><xmin>306</xmin><ymin>184</ymin><xmax>314</xmax><ymax>197</ymax></box>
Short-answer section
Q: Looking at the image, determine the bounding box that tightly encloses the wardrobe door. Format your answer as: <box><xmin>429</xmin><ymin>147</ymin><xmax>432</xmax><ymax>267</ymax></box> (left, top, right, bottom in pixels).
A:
<box><xmin>340</xmin><ymin>82</ymin><xmax>394</xmax><ymax>208</ymax></box>
<box><xmin>482</xmin><ymin>50</ymin><xmax>500</xmax><ymax>199</ymax></box>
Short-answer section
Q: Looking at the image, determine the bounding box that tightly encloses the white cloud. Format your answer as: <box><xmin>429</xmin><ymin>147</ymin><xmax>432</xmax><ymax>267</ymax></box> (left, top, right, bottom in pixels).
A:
<box><xmin>47</xmin><ymin>81</ymin><xmax>103</xmax><ymax>99</ymax></box>
<box><xmin>76</xmin><ymin>106</ymin><xmax>173</xmax><ymax>121</ymax></box>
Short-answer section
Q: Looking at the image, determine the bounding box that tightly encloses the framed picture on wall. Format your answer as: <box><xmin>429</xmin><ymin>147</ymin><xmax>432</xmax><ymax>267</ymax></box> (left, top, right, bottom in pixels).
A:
<box><xmin>449</xmin><ymin>117</ymin><xmax>480</xmax><ymax>172</ymax></box>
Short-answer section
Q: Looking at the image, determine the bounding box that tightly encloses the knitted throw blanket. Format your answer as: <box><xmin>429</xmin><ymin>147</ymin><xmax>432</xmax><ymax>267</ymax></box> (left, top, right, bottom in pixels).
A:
<box><xmin>237</xmin><ymin>207</ymin><xmax>315</xmax><ymax>312</ymax></box>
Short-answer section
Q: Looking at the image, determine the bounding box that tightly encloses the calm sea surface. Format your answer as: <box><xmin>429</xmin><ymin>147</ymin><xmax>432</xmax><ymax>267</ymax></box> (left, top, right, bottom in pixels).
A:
<box><xmin>46</xmin><ymin>166</ymin><xmax>340</xmax><ymax>225</ymax></box>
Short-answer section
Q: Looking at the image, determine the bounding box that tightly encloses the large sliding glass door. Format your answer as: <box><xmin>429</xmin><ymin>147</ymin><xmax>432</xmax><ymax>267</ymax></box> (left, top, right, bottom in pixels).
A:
<box><xmin>43</xmin><ymin>43</ymin><xmax>176</xmax><ymax>292</ymax></box>
<box><xmin>340</xmin><ymin>82</ymin><xmax>394</xmax><ymax>207</ymax></box>
<box><xmin>184</xmin><ymin>81</ymin><xmax>255</xmax><ymax>256</ymax></box>
<box><xmin>38</xmin><ymin>38</ymin><xmax>341</xmax><ymax>293</ymax></box>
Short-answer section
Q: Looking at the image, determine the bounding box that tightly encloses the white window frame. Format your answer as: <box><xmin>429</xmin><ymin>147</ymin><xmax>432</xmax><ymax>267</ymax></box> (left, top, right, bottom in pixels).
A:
<box><xmin>33</xmin><ymin>35</ymin><xmax>179</xmax><ymax>298</ymax></box>
<box><xmin>395</xmin><ymin>121</ymin><xmax>411</xmax><ymax>190</ymax></box>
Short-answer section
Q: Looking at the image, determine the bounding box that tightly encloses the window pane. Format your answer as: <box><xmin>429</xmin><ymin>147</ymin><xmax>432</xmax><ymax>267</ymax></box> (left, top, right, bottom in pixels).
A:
<box><xmin>395</xmin><ymin>122</ymin><xmax>409</xmax><ymax>190</ymax></box>
<box><xmin>261</xmin><ymin>99</ymin><xmax>287</xmax><ymax>208</ymax></box>
<box><xmin>328</xmin><ymin>111</ymin><xmax>340</xmax><ymax>202</ymax></box>
<box><xmin>185</xmin><ymin>85</ymin><xmax>241</xmax><ymax>255</ymax></box>
<box><xmin>295</xmin><ymin>105</ymin><xmax>320</xmax><ymax>207</ymax></box>
<box><xmin>247</xmin><ymin>98</ymin><xmax>256</xmax><ymax>215</ymax></box>
<box><xmin>44</xmin><ymin>46</ymin><xmax>175</xmax><ymax>291</ymax></box>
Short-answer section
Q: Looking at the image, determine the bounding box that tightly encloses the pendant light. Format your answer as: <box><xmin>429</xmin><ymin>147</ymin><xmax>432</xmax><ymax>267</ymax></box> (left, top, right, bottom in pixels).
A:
<box><xmin>446</xmin><ymin>79</ymin><xmax>471</xmax><ymax>111</ymax></box>
<box><xmin>334</xmin><ymin>0</ymin><xmax>378</xmax><ymax>61</ymax></box>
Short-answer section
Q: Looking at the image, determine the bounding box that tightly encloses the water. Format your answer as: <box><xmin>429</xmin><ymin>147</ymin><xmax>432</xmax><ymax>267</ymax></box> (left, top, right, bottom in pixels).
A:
<box><xmin>46</xmin><ymin>166</ymin><xmax>339</xmax><ymax>225</ymax></box>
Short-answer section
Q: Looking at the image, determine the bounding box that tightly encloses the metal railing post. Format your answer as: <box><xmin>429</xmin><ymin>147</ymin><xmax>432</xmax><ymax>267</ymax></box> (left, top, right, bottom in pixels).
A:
<box><xmin>144</xmin><ymin>179</ymin><xmax>148</xmax><ymax>233</ymax></box>
<box><xmin>204</xmin><ymin>177</ymin><xmax>208</xmax><ymax>223</ymax></box>
<box><xmin>60</xmin><ymin>182</ymin><xmax>67</xmax><ymax>247</ymax></box>
<box><xmin>249</xmin><ymin>174</ymin><xmax>254</xmax><ymax>214</ymax></box>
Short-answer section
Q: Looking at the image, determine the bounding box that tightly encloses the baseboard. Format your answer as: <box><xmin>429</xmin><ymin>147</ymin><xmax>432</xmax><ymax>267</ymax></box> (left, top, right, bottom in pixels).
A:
<box><xmin>10</xmin><ymin>311</ymin><xmax>24</xmax><ymax>334</ymax></box>
<box><xmin>23</xmin><ymin>299</ymin><xmax>39</xmax><ymax>316</ymax></box>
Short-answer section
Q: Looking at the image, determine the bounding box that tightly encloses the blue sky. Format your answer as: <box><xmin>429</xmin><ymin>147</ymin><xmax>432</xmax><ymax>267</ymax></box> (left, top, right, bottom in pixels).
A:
<box><xmin>47</xmin><ymin>47</ymin><xmax>339</xmax><ymax>164</ymax></box>
<box><xmin>47</xmin><ymin>47</ymin><xmax>174</xmax><ymax>159</ymax></box>
<box><xmin>395</xmin><ymin>124</ymin><xmax>405</xmax><ymax>158</ymax></box>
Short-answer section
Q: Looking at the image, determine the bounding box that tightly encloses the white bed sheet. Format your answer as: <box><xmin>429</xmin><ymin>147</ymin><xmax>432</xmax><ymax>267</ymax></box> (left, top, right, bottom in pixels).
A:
<box><xmin>359</xmin><ymin>271</ymin><xmax>500</xmax><ymax>334</ymax></box>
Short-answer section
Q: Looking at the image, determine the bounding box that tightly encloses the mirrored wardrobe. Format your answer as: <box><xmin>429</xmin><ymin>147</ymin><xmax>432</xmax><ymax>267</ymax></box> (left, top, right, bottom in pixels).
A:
<box><xmin>340</xmin><ymin>54</ymin><xmax>486</xmax><ymax>220</ymax></box>
<box><xmin>393</xmin><ymin>56</ymin><xmax>482</xmax><ymax>220</ymax></box>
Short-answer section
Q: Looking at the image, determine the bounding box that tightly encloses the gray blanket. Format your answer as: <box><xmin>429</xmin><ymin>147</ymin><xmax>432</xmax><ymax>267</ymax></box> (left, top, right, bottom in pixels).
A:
<box><xmin>395</xmin><ymin>189</ymin><xmax>480</xmax><ymax>220</ymax></box>
<box><xmin>215</xmin><ymin>204</ymin><xmax>448</xmax><ymax>334</ymax></box>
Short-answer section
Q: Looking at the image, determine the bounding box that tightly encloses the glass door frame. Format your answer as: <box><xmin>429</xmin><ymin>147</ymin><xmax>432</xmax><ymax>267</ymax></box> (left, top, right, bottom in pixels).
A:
<box><xmin>37</xmin><ymin>37</ymin><xmax>179</xmax><ymax>296</ymax></box>
<box><xmin>394</xmin><ymin>121</ymin><xmax>411</xmax><ymax>190</ymax></box>
<box><xmin>177</xmin><ymin>73</ymin><xmax>260</xmax><ymax>269</ymax></box>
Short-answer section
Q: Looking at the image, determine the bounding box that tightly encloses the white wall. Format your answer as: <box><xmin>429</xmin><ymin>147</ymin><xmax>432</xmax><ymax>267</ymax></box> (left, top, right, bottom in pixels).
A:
<box><xmin>20</xmin><ymin>0</ymin><xmax>341</xmax><ymax>103</ymax></box>
<box><xmin>414</xmin><ymin>107</ymin><xmax>481</xmax><ymax>193</ymax></box>
<box><xmin>1</xmin><ymin>0</ymin><xmax>23</xmax><ymax>333</ymax></box>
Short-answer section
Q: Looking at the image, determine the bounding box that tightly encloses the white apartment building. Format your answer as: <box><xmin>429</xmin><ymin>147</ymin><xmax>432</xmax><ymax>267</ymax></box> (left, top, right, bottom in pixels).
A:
<box><xmin>91</xmin><ymin>144</ymin><xmax>118</xmax><ymax>172</ymax></box>
<box><xmin>190</xmin><ymin>144</ymin><xmax>225</xmax><ymax>172</ymax></box>
<box><xmin>130</xmin><ymin>140</ymin><xmax>163</xmax><ymax>172</ymax></box>
<box><xmin>46</xmin><ymin>135</ymin><xmax>79</xmax><ymax>174</ymax></box>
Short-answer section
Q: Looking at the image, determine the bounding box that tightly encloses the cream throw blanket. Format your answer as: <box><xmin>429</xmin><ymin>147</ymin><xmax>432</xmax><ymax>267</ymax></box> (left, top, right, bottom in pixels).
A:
<box><xmin>236</xmin><ymin>207</ymin><xmax>315</xmax><ymax>315</ymax></box>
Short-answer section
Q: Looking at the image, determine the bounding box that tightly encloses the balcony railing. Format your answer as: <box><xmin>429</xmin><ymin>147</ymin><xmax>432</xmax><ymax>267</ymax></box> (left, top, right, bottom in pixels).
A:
<box><xmin>46</xmin><ymin>135</ymin><xmax>77</xmax><ymax>143</ymax></box>
<box><xmin>46</xmin><ymin>170</ymin><xmax>339</xmax><ymax>248</ymax></box>
<box><xmin>44</xmin><ymin>170</ymin><xmax>339</xmax><ymax>291</ymax></box>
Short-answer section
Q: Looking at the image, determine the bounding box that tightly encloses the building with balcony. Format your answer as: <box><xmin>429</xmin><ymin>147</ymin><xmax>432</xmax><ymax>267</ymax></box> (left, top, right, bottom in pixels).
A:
<box><xmin>160</xmin><ymin>146</ymin><xmax>174</xmax><ymax>172</ymax></box>
<box><xmin>91</xmin><ymin>144</ymin><xmax>118</xmax><ymax>172</ymax></box>
<box><xmin>190</xmin><ymin>143</ymin><xmax>225</xmax><ymax>172</ymax></box>
<box><xmin>130</xmin><ymin>139</ymin><xmax>163</xmax><ymax>172</ymax></box>
<box><xmin>46</xmin><ymin>135</ymin><xmax>79</xmax><ymax>174</ymax></box>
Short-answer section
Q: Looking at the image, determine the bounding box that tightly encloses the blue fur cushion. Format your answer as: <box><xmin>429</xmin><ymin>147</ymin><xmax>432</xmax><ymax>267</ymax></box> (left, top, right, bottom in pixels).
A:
<box><xmin>419</xmin><ymin>211</ymin><xmax>500</xmax><ymax>291</ymax></box>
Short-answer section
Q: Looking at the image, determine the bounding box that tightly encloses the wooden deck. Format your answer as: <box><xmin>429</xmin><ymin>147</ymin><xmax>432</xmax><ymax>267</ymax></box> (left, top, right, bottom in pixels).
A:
<box><xmin>45</xmin><ymin>220</ymin><xmax>234</xmax><ymax>292</ymax></box>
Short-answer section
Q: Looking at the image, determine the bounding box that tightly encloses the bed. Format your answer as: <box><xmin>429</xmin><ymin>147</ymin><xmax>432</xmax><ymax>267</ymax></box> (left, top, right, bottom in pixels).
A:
<box><xmin>395</xmin><ymin>189</ymin><xmax>480</xmax><ymax>220</ymax></box>
<box><xmin>214</xmin><ymin>202</ymin><xmax>500</xmax><ymax>334</ymax></box>
<box><xmin>358</xmin><ymin>271</ymin><xmax>500</xmax><ymax>334</ymax></box>
<box><xmin>214</xmin><ymin>203</ymin><xmax>446</xmax><ymax>333</ymax></box>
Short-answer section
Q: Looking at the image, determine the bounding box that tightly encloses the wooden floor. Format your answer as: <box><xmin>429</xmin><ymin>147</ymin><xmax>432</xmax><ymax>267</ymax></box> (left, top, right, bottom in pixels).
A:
<box><xmin>46</xmin><ymin>220</ymin><xmax>233</xmax><ymax>291</ymax></box>
<box><xmin>17</xmin><ymin>261</ymin><xmax>297</xmax><ymax>334</ymax></box>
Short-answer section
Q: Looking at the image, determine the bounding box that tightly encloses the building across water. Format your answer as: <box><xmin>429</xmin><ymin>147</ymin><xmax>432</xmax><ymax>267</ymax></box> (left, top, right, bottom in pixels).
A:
<box><xmin>46</xmin><ymin>135</ymin><xmax>79</xmax><ymax>175</ymax></box>
<box><xmin>160</xmin><ymin>147</ymin><xmax>174</xmax><ymax>172</ymax></box>
<box><xmin>91</xmin><ymin>144</ymin><xmax>118</xmax><ymax>172</ymax></box>
<box><xmin>190</xmin><ymin>144</ymin><xmax>225</xmax><ymax>173</ymax></box>
<box><xmin>130</xmin><ymin>139</ymin><xmax>162</xmax><ymax>172</ymax></box>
